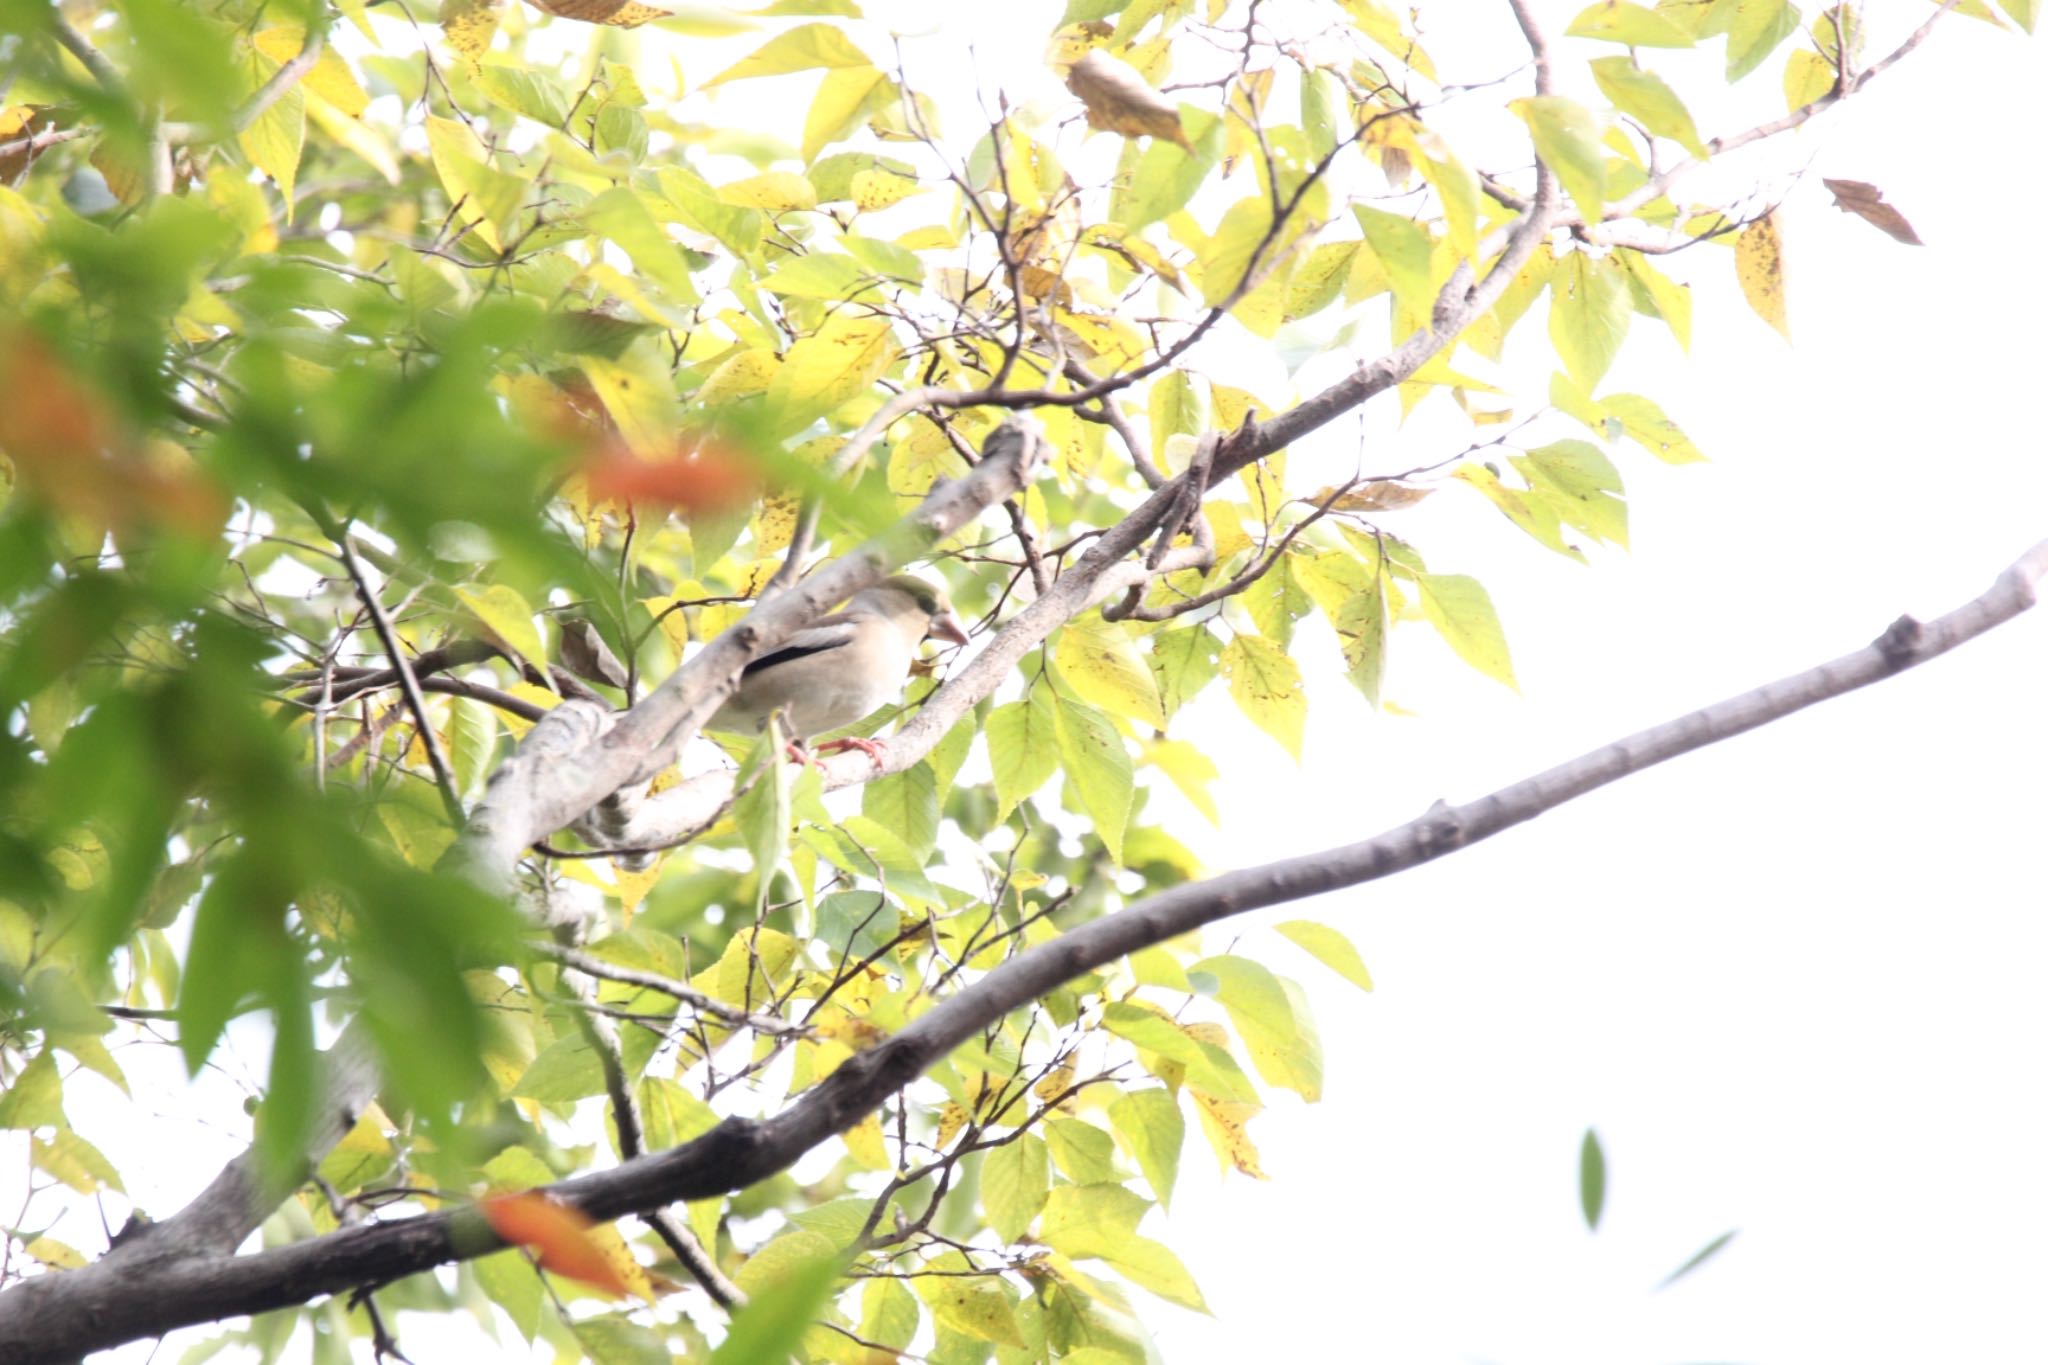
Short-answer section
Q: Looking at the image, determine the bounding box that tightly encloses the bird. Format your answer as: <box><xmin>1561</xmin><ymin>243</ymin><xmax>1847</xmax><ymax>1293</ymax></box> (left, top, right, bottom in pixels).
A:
<box><xmin>706</xmin><ymin>575</ymin><xmax>969</xmax><ymax>765</ymax></box>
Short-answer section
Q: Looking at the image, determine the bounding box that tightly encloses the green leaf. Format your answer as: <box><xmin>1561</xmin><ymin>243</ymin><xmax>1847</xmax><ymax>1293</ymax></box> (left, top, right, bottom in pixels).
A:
<box><xmin>476</xmin><ymin>66</ymin><xmax>572</xmax><ymax>125</ymax></box>
<box><xmin>1274</xmin><ymin>920</ymin><xmax>1374</xmax><ymax>993</ymax></box>
<box><xmin>987</xmin><ymin>686</ymin><xmax>1059</xmax><ymax>818</ymax></box>
<box><xmin>511</xmin><ymin>1034</ymin><xmax>605</xmax><ymax>1103</ymax></box>
<box><xmin>1219</xmin><ymin>635</ymin><xmax>1306</xmax><ymax>760</ymax></box>
<box><xmin>714</xmin><ymin>1237</ymin><xmax>844</xmax><ymax>1364</ymax></box>
<box><xmin>1299</xmin><ymin>67</ymin><xmax>1347</xmax><ymax>161</ymax></box>
<box><xmin>1782</xmin><ymin>47</ymin><xmax>1836</xmax><ymax>112</ymax></box>
<box><xmin>1054</xmin><ymin>697</ymin><xmax>1133</xmax><ymax>865</ymax></box>
<box><xmin>1589</xmin><ymin>57</ymin><xmax>1708</xmax><ymax>158</ymax></box>
<box><xmin>1284</xmin><ymin>240</ymin><xmax>1361</xmax><ymax>321</ymax></box>
<box><xmin>703</xmin><ymin>22</ymin><xmax>874</xmax><ymax>87</ymax></box>
<box><xmin>1353</xmin><ymin>204</ymin><xmax>1434</xmax><ymax>321</ymax></box>
<box><xmin>861</xmin><ymin>762</ymin><xmax>939</xmax><ymax>862</ymax></box>
<box><xmin>1108</xmin><ymin>1088</ymin><xmax>1185</xmax><ymax>1210</ymax></box>
<box><xmin>1415</xmin><ymin>572</ymin><xmax>1516</xmax><ymax>689</ymax></box>
<box><xmin>1548</xmin><ymin>249</ymin><xmax>1632</xmax><ymax>391</ymax></box>
<box><xmin>1566</xmin><ymin>1</ymin><xmax>1697</xmax><ymax>46</ymax></box>
<box><xmin>1512</xmin><ymin>96</ymin><xmax>1606</xmax><ymax>224</ymax></box>
<box><xmin>1111</xmin><ymin>108</ymin><xmax>1221</xmax><ymax>230</ymax></box>
<box><xmin>759</xmin><ymin>250</ymin><xmax>871</xmax><ymax>302</ymax></box>
<box><xmin>1659</xmin><ymin>1228</ymin><xmax>1739</xmax><ymax>1288</ymax></box>
<box><xmin>1055</xmin><ymin>614</ymin><xmax>1166</xmax><ymax>729</ymax></box>
<box><xmin>734</xmin><ymin>724</ymin><xmax>794</xmax><ymax>908</ymax></box>
<box><xmin>983</xmin><ymin>1133</ymin><xmax>1050</xmax><ymax>1242</ymax></box>
<box><xmin>1580</xmin><ymin>1127</ymin><xmax>1606</xmax><ymax>1230</ymax></box>
<box><xmin>474</xmin><ymin>1249</ymin><xmax>543</xmax><ymax>1342</ymax></box>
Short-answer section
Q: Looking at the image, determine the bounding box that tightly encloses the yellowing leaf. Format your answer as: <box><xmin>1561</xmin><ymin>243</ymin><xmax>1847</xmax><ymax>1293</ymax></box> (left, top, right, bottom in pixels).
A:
<box><xmin>1782</xmin><ymin>48</ymin><xmax>1836</xmax><ymax>112</ymax></box>
<box><xmin>704</xmin><ymin>23</ymin><xmax>873</xmax><ymax>87</ymax></box>
<box><xmin>764</xmin><ymin>313</ymin><xmax>899</xmax><ymax>434</ymax></box>
<box><xmin>1055</xmin><ymin>697</ymin><xmax>1133</xmax><ymax>864</ymax></box>
<box><xmin>1616</xmin><ymin>247</ymin><xmax>1691</xmax><ymax>351</ymax></box>
<box><xmin>425</xmin><ymin>116</ymin><xmax>523</xmax><ymax>251</ymax></box>
<box><xmin>1055</xmin><ymin>614</ymin><xmax>1166</xmax><ymax>729</ymax></box>
<box><xmin>803</xmin><ymin>65</ymin><xmax>886</xmax><ymax>161</ymax></box>
<box><xmin>579</xmin><ymin>342</ymin><xmax>682</xmax><ymax>459</ymax></box>
<box><xmin>1511</xmin><ymin>96</ymin><xmax>1606</xmax><ymax>225</ymax></box>
<box><xmin>1548</xmin><ymin>249</ymin><xmax>1631</xmax><ymax>391</ymax></box>
<box><xmin>1415</xmin><ymin>572</ymin><xmax>1515</xmax><ymax>689</ymax></box>
<box><xmin>1565</xmin><ymin>1</ymin><xmax>1697</xmax><ymax>46</ymax></box>
<box><xmin>1219</xmin><ymin>635</ymin><xmax>1305</xmax><ymax>759</ymax></box>
<box><xmin>1734</xmin><ymin>210</ymin><xmax>1789</xmax><ymax>340</ymax></box>
<box><xmin>1064</xmin><ymin>49</ymin><xmax>1189</xmax><ymax>147</ymax></box>
<box><xmin>454</xmin><ymin>584</ymin><xmax>550</xmax><ymax>680</ymax></box>
<box><xmin>1275</xmin><ymin>920</ymin><xmax>1374</xmax><ymax>992</ymax></box>
<box><xmin>1589</xmin><ymin>57</ymin><xmax>1707</xmax><ymax>158</ymax></box>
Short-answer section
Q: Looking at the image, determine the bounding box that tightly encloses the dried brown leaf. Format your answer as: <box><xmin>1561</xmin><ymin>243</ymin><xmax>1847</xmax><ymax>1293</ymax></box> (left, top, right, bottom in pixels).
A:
<box><xmin>1064</xmin><ymin>49</ymin><xmax>1190</xmax><ymax>148</ymax></box>
<box><xmin>1821</xmin><ymin>177</ymin><xmax>1923</xmax><ymax>246</ymax></box>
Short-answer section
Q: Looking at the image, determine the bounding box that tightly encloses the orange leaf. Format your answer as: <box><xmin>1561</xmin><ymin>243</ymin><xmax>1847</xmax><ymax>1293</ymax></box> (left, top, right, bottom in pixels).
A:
<box><xmin>479</xmin><ymin>1191</ymin><xmax>635</xmax><ymax>1298</ymax></box>
<box><xmin>580</xmin><ymin>430</ymin><xmax>763</xmax><ymax>515</ymax></box>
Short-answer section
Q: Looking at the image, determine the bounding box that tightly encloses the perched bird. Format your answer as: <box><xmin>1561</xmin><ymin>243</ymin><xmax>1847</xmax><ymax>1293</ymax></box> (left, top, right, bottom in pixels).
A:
<box><xmin>707</xmin><ymin>575</ymin><xmax>968</xmax><ymax>764</ymax></box>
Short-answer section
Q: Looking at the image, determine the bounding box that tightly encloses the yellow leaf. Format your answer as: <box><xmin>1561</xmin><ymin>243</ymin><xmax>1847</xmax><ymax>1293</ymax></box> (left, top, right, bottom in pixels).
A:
<box><xmin>1191</xmin><ymin>1092</ymin><xmax>1267</xmax><ymax>1179</ymax></box>
<box><xmin>425</xmin><ymin>116</ymin><xmax>523</xmax><ymax>251</ymax></box>
<box><xmin>851</xmin><ymin>167</ymin><xmax>922</xmax><ymax>211</ymax></box>
<box><xmin>454</xmin><ymin>584</ymin><xmax>551</xmax><ymax>681</ymax></box>
<box><xmin>1734</xmin><ymin>210</ymin><xmax>1790</xmax><ymax>340</ymax></box>
<box><xmin>718</xmin><ymin>171</ymin><xmax>819</xmax><ymax>214</ymax></box>
<box><xmin>1219</xmin><ymin>635</ymin><xmax>1305</xmax><ymax>759</ymax></box>
<box><xmin>439</xmin><ymin>0</ymin><xmax>501</xmax><ymax>65</ymax></box>
<box><xmin>1054</xmin><ymin>613</ymin><xmax>1165</xmax><ymax>729</ymax></box>
<box><xmin>764</xmin><ymin>313</ymin><xmax>900</xmax><ymax>434</ymax></box>
<box><xmin>844</xmin><ymin>1111</ymin><xmax>890</xmax><ymax>1170</ymax></box>
<box><xmin>579</xmin><ymin>342</ymin><xmax>681</xmax><ymax>459</ymax></box>
<box><xmin>803</xmin><ymin>65</ymin><xmax>885</xmax><ymax>162</ymax></box>
<box><xmin>529</xmin><ymin>0</ymin><xmax>666</xmax><ymax>25</ymax></box>
<box><xmin>252</xmin><ymin>28</ymin><xmax>369</xmax><ymax>115</ymax></box>
<box><xmin>934</xmin><ymin>1102</ymin><xmax>971</xmax><ymax>1150</ymax></box>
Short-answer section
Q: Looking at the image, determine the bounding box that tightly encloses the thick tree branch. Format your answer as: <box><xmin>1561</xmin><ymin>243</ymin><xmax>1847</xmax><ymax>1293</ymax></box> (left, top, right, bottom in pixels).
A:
<box><xmin>7</xmin><ymin>538</ymin><xmax>2042</xmax><ymax>1361</ymax></box>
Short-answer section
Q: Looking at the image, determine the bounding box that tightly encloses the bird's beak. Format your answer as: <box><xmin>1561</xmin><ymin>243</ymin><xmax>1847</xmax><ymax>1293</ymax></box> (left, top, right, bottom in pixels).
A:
<box><xmin>929</xmin><ymin>610</ymin><xmax>969</xmax><ymax>646</ymax></box>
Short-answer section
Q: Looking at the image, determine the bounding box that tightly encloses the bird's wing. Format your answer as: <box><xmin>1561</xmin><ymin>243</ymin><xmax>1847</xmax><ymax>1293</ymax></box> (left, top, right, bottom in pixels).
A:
<box><xmin>739</xmin><ymin>611</ymin><xmax>864</xmax><ymax>678</ymax></box>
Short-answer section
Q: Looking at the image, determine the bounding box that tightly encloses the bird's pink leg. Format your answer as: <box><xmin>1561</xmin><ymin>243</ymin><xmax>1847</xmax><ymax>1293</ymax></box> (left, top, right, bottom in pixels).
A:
<box><xmin>814</xmin><ymin>735</ymin><xmax>888</xmax><ymax>767</ymax></box>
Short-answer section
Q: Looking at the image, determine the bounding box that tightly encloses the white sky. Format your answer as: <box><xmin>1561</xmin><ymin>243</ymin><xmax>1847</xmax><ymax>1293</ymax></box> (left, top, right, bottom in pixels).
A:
<box><xmin>37</xmin><ymin>2</ymin><xmax>2048</xmax><ymax>1362</ymax></box>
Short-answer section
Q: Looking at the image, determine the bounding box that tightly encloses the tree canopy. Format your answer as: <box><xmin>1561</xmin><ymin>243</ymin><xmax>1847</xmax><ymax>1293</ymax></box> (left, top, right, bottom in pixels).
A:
<box><xmin>0</xmin><ymin>0</ymin><xmax>2037</xmax><ymax>1361</ymax></box>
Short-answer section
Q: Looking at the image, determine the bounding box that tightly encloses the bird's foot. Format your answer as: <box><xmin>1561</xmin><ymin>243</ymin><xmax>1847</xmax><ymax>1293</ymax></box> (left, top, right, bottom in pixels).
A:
<box><xmin>814</xmin><ymin>735</ymin><xmax>889</xmax><ymax>768</ymax></box>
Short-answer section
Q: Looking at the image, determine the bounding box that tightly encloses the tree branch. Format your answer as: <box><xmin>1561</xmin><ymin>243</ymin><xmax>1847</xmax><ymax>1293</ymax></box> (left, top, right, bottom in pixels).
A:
<box><xmin>8</xmin><ymin>537</ymin><xmax>2041</xmax><ymax>1360</ymax></box>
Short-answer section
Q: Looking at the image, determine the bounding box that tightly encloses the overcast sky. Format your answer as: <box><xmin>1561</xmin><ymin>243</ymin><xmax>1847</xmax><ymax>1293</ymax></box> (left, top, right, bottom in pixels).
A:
<box><xmin>53</xmin><ymin>2</ymin><xmax>2048</xmax><ymax>1361</ymax></box>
